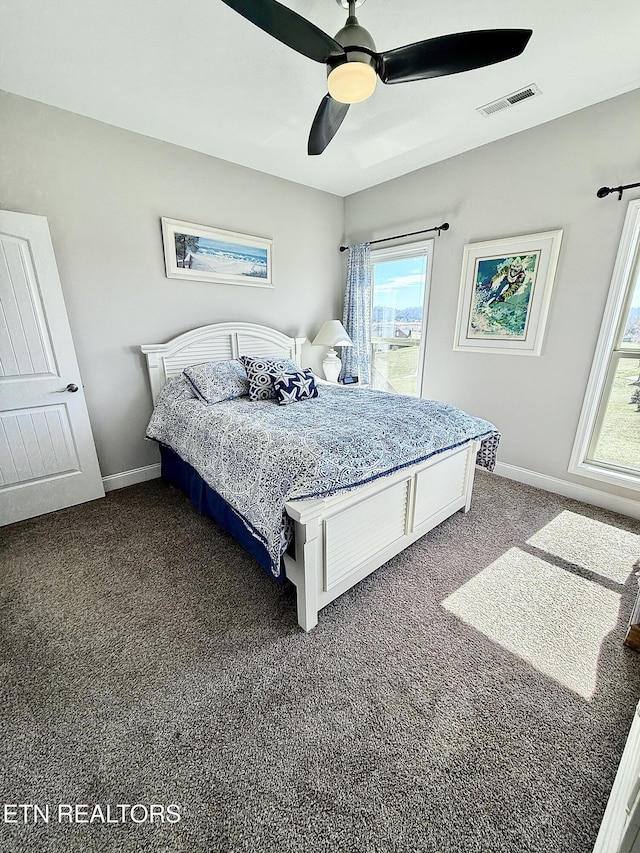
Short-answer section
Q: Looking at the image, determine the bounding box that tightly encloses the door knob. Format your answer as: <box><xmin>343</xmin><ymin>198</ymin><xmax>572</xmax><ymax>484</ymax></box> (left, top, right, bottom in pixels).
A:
<box><xmin>65</xmin><ymin>383</ymin><xmax>79</xmax><ymax>393</ymax></box>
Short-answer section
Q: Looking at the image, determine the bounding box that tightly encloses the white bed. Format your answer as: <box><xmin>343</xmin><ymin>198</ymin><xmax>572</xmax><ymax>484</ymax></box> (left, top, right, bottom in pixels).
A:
<box><xmin>141</xmin><ymin>321</ymin><xmax>482</xmax><ymax>631</ymax></box>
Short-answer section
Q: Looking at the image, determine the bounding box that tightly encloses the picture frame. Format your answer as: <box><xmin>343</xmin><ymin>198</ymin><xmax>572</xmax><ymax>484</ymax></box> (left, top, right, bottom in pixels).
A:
<box><xmin>161</xmin><ymin>217</ymin><xmax>273</xmax><ymax>288</ymax></box>
<box><xmin>453</xmin><ymin>229</ymin><xmax>563</xmax><ymax>356</ymax></box>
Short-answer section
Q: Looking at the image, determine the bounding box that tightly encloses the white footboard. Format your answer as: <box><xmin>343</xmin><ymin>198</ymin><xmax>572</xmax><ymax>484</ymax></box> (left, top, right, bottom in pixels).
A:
<box><xmin>283</xmin><ymin>440</ymin><xmax>479</xmax><ymax>631</ymax></box>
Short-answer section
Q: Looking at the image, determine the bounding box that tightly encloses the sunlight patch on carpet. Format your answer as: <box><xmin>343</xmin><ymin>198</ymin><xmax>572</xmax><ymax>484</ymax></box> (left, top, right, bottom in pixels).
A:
<box><xmin>526</xmin><ymin>511</ymin><xmax>640</xmax><ymax>583</ymax></box>
<box><xmin>441</xmin><ymin>548</ymin><xmax>621</xmax><ymax>700</ymax></box>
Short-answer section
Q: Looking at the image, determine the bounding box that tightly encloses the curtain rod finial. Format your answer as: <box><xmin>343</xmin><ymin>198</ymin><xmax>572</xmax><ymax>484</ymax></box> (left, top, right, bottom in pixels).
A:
<box><xmin>597</xmin><ymin>181</ymin><xmax>640</xmax><ymax>200</ymax></box>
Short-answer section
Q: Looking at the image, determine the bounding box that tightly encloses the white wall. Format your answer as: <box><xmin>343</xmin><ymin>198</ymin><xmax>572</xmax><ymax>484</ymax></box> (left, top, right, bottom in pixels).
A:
<box><xmin>0</xmin><ymin>90</ymin><xmax>344</xmax><ymax>478</ymax></box>
<box><xmin>344</xmin><ymin>88</ymin><xmax>640</xmax><ymax>505</ymax></box>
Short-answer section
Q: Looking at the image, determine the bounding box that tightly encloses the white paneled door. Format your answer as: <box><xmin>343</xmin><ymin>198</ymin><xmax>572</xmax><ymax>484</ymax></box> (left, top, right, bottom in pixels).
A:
<box><xmin>0</xmin><ymin>211</ymin><xmax>104</xmax><ymax>525</ymax></box>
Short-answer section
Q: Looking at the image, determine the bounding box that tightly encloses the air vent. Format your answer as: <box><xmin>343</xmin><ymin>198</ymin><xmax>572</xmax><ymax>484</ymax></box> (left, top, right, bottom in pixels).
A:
<box><xmin>477</xmin><ymin>84</ymin><xmax>542</xmax><ymax>117</ymax></box>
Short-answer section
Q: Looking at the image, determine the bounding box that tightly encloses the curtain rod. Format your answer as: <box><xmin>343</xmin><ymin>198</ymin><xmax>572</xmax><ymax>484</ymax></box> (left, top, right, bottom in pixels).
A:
<box><xmin>339</xmin><ymin>222</ymin><xmax>449</xmax><ymax>252</ymax></box>
<box><xmin>597</xmin><ymin>181</ymin><xmax>640</xmax><ymax>201</ymax></box>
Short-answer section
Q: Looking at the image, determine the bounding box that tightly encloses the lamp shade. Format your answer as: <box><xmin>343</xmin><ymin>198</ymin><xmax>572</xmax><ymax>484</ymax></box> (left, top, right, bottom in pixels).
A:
<box><xmin>312</xmin><ymin>320</ymin><xmax>353</xmax><ymax>348</ymax></box>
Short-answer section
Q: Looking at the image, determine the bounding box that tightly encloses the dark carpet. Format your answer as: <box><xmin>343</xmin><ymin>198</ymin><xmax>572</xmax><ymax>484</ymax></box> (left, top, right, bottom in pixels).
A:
<box><xmin>1</xmin><ymin>472</ymin><xmax>639</xmax><ymax>853</ymax></box>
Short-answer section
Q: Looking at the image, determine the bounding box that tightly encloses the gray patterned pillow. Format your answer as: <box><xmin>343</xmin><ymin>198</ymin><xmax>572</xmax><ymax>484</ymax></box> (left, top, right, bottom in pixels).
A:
<box><xmin>158</xmin><ymin>375</ymin><xmax>197</xmax><ymax>404</ymax></box>
<box><xmin>240</xmin><ymin>356</ymin><xmax>302</xmax><ymax>401</ymax></box>
<box><xmin>183</xmin><ymin>359</ymin><xmax>249</xmax><ymax>404</ymax></box>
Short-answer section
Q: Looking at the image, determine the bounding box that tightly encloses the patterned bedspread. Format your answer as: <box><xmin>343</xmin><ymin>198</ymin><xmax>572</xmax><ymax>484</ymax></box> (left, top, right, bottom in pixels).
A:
<box><xmin>146</xmin><ymin>378</ymin><xmax>500</xmax><ymax>578</ymax></box>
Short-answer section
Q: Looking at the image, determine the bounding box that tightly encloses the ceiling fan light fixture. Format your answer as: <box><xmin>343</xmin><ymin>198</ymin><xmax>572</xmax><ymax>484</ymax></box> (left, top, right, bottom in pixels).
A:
<box><xmin>221</xmin><ymin>0</ymin><xmax>533</xmax><ymax>155</ymax></box>
<box><xmin>327</xmin><ymin>60</ymin><xmax>377</xmax><ymax>104</ymax></box>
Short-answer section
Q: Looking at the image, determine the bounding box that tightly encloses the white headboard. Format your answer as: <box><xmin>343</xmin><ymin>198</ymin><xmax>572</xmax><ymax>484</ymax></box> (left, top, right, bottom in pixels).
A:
<box><xmin>141</xmin><ymin>322</ymin><xmax>306</xmax><ymax>404</ymax></box>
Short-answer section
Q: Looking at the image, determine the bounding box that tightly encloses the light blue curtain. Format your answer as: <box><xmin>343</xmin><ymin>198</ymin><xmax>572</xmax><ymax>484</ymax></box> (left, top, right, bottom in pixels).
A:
<box><xmin>340</xmin><ymin>242</ymin><xmax>371</xmax><ymax>384</ymax></box>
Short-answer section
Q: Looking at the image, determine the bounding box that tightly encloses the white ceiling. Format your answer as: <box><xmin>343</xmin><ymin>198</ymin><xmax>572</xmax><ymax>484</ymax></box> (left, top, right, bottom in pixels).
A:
<box><xmin>2</xmin><ymin>0</ymin><xmax>639</xmax><ymax>197</ymax></box>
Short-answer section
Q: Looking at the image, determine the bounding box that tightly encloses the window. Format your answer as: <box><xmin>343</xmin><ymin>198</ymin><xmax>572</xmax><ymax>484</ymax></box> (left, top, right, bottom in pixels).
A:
<box><xmin>370</xmin><ymin>240</ymin><xmax>433</xmax><ymax>397</ymax></box>
<box><xmin>570</xmin><ymin>199</ymin><xmax>640</xmax><ymax>490</ymax></box>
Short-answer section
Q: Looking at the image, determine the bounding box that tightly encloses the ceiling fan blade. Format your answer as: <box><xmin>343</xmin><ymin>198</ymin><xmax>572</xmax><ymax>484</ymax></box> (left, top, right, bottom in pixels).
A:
<box><xmin>378</xmin><ymin>29</ymin><xmax>533</xmax><ymax>84</ymax></box>
<box><xmin>308</xmin><ymin>95</ymin><xmax>350</xmax><ymax>155</ymax></box>
<box><xmin>220</xmin><ymin>0</ymin><xmax>344</xmax><ymax>64</ymax></box>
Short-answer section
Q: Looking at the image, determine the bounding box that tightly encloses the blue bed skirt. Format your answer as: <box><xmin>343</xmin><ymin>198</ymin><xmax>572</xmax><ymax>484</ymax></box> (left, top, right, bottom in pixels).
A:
<box><xmin>160</xmin><ymin>445</ymin><xmax>276</xmax><ymax>576</ymax></box>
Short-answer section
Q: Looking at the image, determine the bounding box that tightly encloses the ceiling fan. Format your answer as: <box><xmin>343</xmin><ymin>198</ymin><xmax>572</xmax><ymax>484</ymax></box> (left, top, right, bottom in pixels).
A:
<box><xmin>220</xmin><ymin>0</ymin><xmax>532</xmax><ymax>156</ymax></box>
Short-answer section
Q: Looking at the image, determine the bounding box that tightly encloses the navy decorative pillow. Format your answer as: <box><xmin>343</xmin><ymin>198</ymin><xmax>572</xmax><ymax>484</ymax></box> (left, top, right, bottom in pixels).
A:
<box><xmin>183</xmin><ymin>359</ymin><xmax>249</xmax><ymax>404</ymax></box>
<box><xmin>240</xmin><ymin>356</ymin><xmax>301</xmax><ymax>401</ymax></box>
<box><xmin>273</xmin><ymin>369</ymin><xmax>319</xmax><ymax>406</ymax></box>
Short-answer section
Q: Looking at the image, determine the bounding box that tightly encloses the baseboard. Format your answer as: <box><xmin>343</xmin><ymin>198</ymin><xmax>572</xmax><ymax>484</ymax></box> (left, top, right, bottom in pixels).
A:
<box><xmin>102</xmin><ymin>463</ymin><xmax>161</xmax><ymax>492</ymax></box>
<box><xmin>493</xmin><ymin>462</ymin><xmax>640</xmax><ymax>520</ymax></box>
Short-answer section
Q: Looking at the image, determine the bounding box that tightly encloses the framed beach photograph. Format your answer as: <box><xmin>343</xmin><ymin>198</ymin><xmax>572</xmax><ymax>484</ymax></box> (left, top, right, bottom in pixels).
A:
<box><xmin>161</xmin><ymin>217</ymin><xmax>273</xmax><ymax>287</ymax></box>
<box><xmin>454</xmin><ymin>230</ymin><xmax>563</xmax><ymax>356</ymax></box>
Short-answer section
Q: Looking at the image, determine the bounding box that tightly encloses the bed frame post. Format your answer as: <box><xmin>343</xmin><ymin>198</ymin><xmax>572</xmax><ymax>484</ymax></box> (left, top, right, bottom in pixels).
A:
<box><xmin>464</xmin><ymin>440</ymin><xmax>480</xmax><ymax>512</ymax></box>
<box><xmin>296</xmin><ymin>563</ymin><xmax>319</xmax><ymax>632</ymax></box>
<box><xmin>283</xmin><ymin>519</ymin><xmax>321</xmax><ymax>632</ymax></box>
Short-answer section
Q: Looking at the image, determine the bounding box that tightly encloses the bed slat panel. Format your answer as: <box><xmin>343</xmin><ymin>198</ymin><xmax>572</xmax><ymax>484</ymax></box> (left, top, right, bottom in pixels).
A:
<box><xmin>413</xmin><ymin>449</ymin><xmax>468</xmax><ymax>528</ymax></box>
<box><xmin>163</xmin><ymin>339</ymin><xmax>234</xmax><ymax>378</ymax></box>
<box><xmin>237</xmin><ymin>334</ymin><xmax>293</xmax><ymax>361</ymax></box>
<box><xmin>324</xmin><ymin>480</ymin><xmax>408</xmax><ymax>590</ymax></box>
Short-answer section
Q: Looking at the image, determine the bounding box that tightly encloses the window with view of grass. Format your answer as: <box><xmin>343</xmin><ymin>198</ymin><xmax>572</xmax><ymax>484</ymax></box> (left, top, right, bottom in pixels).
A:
<box><xmin>570</xmin><ymin>199</ymin><xmax>640</xmax><ymax>490</ymax></box>
<box><xmin>370</xmin><ymin>240</ymin><xmax>433</xmax><ymax>397</ymax></box>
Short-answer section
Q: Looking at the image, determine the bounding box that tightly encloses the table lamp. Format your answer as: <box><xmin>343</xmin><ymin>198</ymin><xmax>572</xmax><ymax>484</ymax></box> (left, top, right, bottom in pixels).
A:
<box><xmin>312</xmin><ymin>320</ymin><xmax>353</xmax><ymax>383</ymax></box>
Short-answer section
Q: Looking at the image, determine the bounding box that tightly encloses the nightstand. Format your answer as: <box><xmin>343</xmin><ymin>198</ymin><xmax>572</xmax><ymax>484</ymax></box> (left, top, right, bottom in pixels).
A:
<box><xmin>314</xmin><ymin>375</ymin><xmax>366</xmax><ymax>389</ymax></box>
